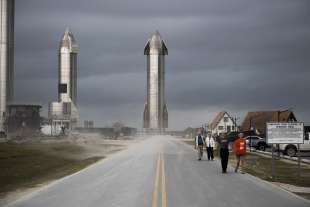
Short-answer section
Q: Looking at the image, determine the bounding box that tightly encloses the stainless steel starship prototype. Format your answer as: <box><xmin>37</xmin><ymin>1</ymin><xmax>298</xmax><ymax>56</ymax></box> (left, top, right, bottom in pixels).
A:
<box><xmin>0</xmin><ymin>0</ymin><xmax>14</xmax><ymax>135</ymax></box>
<box><xmin>59</xmin><ymin>28</ymin><xmax>78</xmax><ymax>107</ymax></box>
<box><xmin>143</xmin><ymin>31</ymin><xmax>168</xmax><ymax>131</ymax></box>
<box><xmin>49</xmin><ymin>28</ymin><xmax>79</xmax><ymax>128</ymax></box>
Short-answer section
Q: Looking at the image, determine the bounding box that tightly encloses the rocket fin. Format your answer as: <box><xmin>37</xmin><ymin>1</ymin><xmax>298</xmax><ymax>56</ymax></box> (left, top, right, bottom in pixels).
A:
<box><xmin>143</xmin><ymin>103</ymin><xmax>149</xmax><ymax>128</ymax></box>
<box><xmin>144</xmin><ymin>41</ymin><xmax>150</xmax><ymax>55</ymax></box>
<box><xmin>162</xmin><ymin>40</ymin><xmax>168</xmax><ymax>55</ymax></box>
<box><xmin>163</xmin><ymin>103</ymin><xmax>168</xmax><ymax>128</ymax></box>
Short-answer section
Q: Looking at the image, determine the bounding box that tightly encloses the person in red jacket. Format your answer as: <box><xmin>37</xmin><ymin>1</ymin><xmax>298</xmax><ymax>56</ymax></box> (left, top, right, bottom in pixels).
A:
<box><xmin>234</xmin><ymin>133</ymin><xmax>247</xmax><ymax>174</ymax></box>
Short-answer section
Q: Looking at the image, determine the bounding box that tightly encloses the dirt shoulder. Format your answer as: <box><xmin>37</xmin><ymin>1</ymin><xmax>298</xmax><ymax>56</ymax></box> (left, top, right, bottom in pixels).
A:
<box><xmin>0</xmin><ymin>133</ymin><xmax>138</xmax><ymax>205</ymax></box>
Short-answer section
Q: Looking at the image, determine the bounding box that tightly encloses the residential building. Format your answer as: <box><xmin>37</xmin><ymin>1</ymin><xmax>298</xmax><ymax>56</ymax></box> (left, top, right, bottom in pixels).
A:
<box><xmin>240</xmin><ymin>110</ymin><xmax>297</xmax><ymax>135</ymax></box>
<box><xmin>208</xmin><ymin>111</ymin><xmax>237</xmax><ymax>135</ymax></box>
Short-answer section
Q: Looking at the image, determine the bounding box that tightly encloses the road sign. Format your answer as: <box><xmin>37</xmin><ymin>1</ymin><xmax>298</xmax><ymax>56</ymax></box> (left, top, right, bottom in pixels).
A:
<box><xmin>266</xmin><ymin>122</ymin><xmax>304</xmax><ymax>144</ymax></box>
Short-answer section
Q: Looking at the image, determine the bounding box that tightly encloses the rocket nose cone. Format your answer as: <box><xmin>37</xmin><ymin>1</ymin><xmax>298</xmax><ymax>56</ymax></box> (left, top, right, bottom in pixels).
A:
<box><xmin>149</xmin><ymin>31</ymin><xmax>163</xmax><ymax>49</ymax></box>
<box><xmin>61</xmin><ymin>33</ymin><xmax>75</xmax><ymax>45</ymax></box>
<box><xmin>59</xmin><ymin>28</ymin><xmax>79</xmax><ymax>52</ymax></box>
<box><xmin>144</xmin><ymin>31</ymin><xmax>168</xmax><ymax>55</ymax></box>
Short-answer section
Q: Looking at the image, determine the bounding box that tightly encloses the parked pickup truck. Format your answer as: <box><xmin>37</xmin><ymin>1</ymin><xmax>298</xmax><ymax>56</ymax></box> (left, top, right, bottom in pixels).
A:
<box><xmin>279</xmin><ymin>132</ymin><xmax>310</xmax><ymax>156</ymax></box>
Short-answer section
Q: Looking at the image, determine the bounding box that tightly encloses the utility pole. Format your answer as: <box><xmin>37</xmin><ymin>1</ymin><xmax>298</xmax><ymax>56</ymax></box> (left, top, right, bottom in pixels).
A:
<box><xmin>224</xmin><ymin>117</ymin><xmax>227</xmax><ymax>134</ymax></box>
<box><xmin>201</xmin><ymin>124</ymin><xmax>204</xmax><ymax>136</ymax></box>
<box><xmin>277</xmin><ymin>111</ymin><xmax>281</xmax><ymax>158</ymax></box>
<box><xmin>234</xmin><ymin>117</ymin><xmax>239</xmax><ymax>132</ymax></box>
<box><xmin>249</xmin><ymin>118</ymin><xmax>252</xmax><ymax>152</ymax></box>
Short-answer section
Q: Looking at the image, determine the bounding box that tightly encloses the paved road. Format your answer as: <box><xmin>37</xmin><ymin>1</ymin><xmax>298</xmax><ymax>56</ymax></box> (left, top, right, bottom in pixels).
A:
<box><xmin>5</xmin><ymin>136</ymin><xmax>309</xmax><ymax>207</ymax></box>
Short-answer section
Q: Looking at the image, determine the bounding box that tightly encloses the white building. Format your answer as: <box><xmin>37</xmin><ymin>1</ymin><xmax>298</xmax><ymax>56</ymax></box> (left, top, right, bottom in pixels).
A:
<box><xmin>208</xmin><ymin>111</ymin><xmax>237</xmax><ymax>135</ymax></box>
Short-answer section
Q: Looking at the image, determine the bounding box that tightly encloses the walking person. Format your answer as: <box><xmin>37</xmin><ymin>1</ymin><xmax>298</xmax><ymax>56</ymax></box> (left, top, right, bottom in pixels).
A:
<box><xmin>195</xmin><ymin>132</ymin><xmax>205</xmax><ymax>161</ymax></box>
<box><xmin>216</xmin><ymin>133</ymin><xmax>230</xmax><ymax>173</ymax></box>
<box><xmin>205</xmin><ymin>132</ymin><xmax>215</xmax><ymax>161</ymax></box>
<box><xmin>234</xmin><ymin>133</ymin><xmax>247</xmax><ymax>174</ymax></box>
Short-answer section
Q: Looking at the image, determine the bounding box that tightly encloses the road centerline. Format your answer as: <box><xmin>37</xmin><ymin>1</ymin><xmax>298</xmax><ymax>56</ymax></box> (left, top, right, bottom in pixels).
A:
<box><xmin>161</xmin><ymin>152</ymin><xmax>167</xmax><ymax>207</ymax></box>
<box><xmin>152</xmin><ymin>150</ymin><xmax>168</xmax><ymax>207</ymax></box>
<box><xmin>152</xmin><ymin>153</ymin><xmax>161</xmax><ymax>207</ymax></box>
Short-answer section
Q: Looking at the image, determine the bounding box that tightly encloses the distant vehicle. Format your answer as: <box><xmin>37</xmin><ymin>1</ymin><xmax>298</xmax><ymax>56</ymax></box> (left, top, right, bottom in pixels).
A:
<box><xmin>227</xmin><ymin>130</ymin><xmax>260</xmax><ymax>140</ymax></box>
<box><xmin>227</xmin><ymin>130</ymin><xmax>257</xmax><ymax>138</ymax></box>
<box><xmin>225</xmin><ymin>131</ymin><xmax>268</xmax><ymax>151</ymax></box>
<box><xmin>279</xmin><ymin>132</ymin><xmax>310</xmax><ymax>156</ymax></box>
<box><xmin>245</xmin><ymin>136</ymin><xmax>269</xmax><ymax>151</ymax></box>
<box><xmin>226</xmin><ymin>131</ymin><xmax>238</xmax><ymax>140</ymax></box>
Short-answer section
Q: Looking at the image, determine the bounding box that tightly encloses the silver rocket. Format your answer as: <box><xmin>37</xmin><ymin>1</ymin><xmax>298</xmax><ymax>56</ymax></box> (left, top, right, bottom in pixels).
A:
<box><xmin>143</xmin><ymin>31</ymin><xmax>168</xmax><ymax>130</ymax></box>
<box><xmin>59</xmin><ymin>28</ymin><xmax>78</xmax><ymax>106</ymax></box>
<box><xmin>49</xmin><ymin>28</ymin><xmax>79</xmax><ymax>129</ymax></box>
<box><xmin>58</xmin><ymin>28</ymin><xmax>79</xmax><ymax>124</ymax></box>
<box><xmin>0</xmin><ymin>0</ymin><xmax>14</xmax><ymax>134</ymax></box>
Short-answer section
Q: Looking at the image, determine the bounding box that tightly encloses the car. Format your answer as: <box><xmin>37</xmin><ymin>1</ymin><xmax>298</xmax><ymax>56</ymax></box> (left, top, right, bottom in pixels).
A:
<box><xmin>227</xmin><ymin>130</ymin><xmax>258</xmax><ymax>138</ymax></box>
<box><xmin>279</xmin><ymin>132</ymin><xmax>310</xmax><ymax>157</ymax></box>
<box><xmin>245</xmin><ymin>136</ymin><xmax>269</xmax><ymax>151</ymax></box>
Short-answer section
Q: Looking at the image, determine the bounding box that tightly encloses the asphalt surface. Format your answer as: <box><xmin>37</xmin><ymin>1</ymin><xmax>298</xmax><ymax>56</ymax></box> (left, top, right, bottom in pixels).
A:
<box><xmin>5</xmin><ymin>136</ymin><xmax>310</xmax><ymax>207</ymax></box>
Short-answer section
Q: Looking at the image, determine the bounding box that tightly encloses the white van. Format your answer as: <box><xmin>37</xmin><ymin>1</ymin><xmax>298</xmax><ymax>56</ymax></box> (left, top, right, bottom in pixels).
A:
<box><xmin>279</xmin><ymin>132</ymin><xmax>310</xmax><ymax>156</ymax></box>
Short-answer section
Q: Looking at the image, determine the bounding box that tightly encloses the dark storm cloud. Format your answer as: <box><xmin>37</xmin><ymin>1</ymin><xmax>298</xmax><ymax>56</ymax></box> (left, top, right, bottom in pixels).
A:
<box><xmin>14</xmin><ymin>0</ymin><xmax>310</xmax><ymax>129</ymax></box>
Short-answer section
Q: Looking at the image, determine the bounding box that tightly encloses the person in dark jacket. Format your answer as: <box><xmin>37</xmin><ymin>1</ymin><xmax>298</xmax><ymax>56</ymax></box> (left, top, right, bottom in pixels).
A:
<box><xmin>195</xmin><ymin>132</ymin><xmax>205</xmax><ymax>160</ymax></box>
<box><xmin>216</xmin><ymin>132</ymin><xmax>240</xmax><ymax>173</ymax></box>
<box><xmin>216</xmin><ymin>133</ymin><xmax>231</xmax><ymax>173</ymax></box>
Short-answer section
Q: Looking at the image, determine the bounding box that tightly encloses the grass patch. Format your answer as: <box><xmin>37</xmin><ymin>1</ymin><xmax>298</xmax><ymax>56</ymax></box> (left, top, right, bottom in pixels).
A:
<box><xmin>230</xmin><ymin>153</ymin><xmax>310</xmax><ymax>187</ymax></box>
<box><xmin>0</xmin><ymin>142</ymin><xmax>103</xmax><ymax>197</ymax></box>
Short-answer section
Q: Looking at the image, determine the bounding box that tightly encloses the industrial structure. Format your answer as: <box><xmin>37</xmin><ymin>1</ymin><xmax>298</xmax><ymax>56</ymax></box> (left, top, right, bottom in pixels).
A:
<box><xmin>84</xmin><ymin>120</ymin><xmax>94</xmax><ymax>128</ymax></box>
<box><xmin>0</xmin><ymin>0</ymin><xmax>14</xmax><ymax>137</ymax></box>
<box><xmin>49</xmin><ymin>28</ymin><xmax>79</xmax><ymax>133</ymax></box>
<box><xmin>7</xmin><ymin>104</ymin><xmax>41</xmax><ymax>136</ymax></box>
<box><xmin>143</xmin><ymin>31</ymin><xmax>168</xmax><ymax>132</ymax></box>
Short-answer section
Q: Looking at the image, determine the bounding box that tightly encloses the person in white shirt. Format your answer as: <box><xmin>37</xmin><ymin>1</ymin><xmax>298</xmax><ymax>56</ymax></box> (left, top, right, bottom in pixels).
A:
<box><xmin>195</xmin><ymin>132</ymin><xmax>205</xmax><ymax>160</ymax></box>
<box><xmin>205</xmin><ymin>132</ymin><xmax>215</xmax><ymax>161</ymax></box>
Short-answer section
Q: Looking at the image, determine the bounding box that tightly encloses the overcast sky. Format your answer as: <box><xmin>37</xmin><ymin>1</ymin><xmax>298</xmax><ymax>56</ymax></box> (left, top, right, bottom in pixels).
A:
<box><xmin>14</xmin><ymin>0</ymin><xmax>310</xmax><ymax>129</ymax></box>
